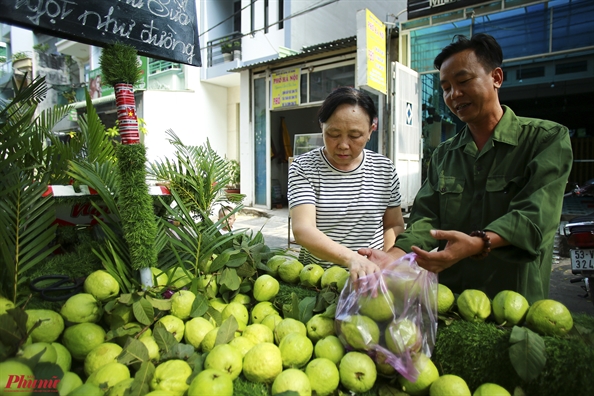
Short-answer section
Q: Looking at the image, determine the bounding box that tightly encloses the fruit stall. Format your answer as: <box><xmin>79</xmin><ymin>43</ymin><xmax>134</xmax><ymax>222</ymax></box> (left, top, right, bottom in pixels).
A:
<box><xmin>1</xmin><ymin>50</ymin><xmax>594</xmax><ymax>396</ymax></box>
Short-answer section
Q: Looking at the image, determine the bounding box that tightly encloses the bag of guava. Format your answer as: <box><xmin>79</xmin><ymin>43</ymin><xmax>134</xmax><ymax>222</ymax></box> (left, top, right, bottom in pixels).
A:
<box><xmin>334</xmin><ymin>253</ymin><xmax>438</xmax><ymax>382</ymax></box>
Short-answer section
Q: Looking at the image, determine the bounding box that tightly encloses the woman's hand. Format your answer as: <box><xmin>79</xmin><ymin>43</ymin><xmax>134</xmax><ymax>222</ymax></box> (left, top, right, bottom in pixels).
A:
<box><xmin>346</xmin><ymin>254</ymin><xmax>381</xmax><ymax>285</ymax></box>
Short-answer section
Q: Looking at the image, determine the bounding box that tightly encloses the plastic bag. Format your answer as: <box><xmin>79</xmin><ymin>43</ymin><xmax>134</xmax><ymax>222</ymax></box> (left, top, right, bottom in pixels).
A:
<box><xmin>334</xmin><ymin>253</ymin><xmax>438</xmax><ymax>382</ymax></box>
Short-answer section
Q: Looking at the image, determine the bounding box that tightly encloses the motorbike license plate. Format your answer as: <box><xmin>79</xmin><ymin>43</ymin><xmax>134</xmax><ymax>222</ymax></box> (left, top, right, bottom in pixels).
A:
<box><xmin>570</xmin><ymin>249</ymin><xmax>594</xmax><ymax>271</ymax></box>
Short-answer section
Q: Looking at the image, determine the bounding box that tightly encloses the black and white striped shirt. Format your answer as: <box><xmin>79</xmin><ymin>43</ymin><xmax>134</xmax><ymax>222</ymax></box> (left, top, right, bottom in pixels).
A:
<box><xmin>288</xmin><ymin>147</ymin><xmax>401</xmax><ymax>267</ymax></box>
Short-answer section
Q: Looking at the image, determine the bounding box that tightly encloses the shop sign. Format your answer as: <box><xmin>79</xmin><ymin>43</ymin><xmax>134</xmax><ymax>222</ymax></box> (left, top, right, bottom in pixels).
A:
<box><xmin>356</xmin><ymin>9</ymin><xmax>386</xmax><ymax>96</ymax></box>
<box><xmin>271</xmin><ymin>69</ymin><xmax>300</xmax><ymax>109</ymax></box>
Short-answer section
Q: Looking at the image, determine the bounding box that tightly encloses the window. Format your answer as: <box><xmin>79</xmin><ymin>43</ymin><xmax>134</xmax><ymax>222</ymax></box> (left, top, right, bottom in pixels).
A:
<box><xmin>278</xmin><ymin>0</ymin><xmax>284</xmax><ymax>30</ymax></box>
<box><xmin>264</xmin><ymin>0</ymin><xmax>269</xmax><ymax>33</ymax></box>
<box><xmin>308</xmin><ymin>65</ymin><xmax>355</xmax><ymax>102</ymax></box>
<box><xmin>233</xmin><ymin>0</ymin><xmax>241</xmax><ymax>33</ymax></box>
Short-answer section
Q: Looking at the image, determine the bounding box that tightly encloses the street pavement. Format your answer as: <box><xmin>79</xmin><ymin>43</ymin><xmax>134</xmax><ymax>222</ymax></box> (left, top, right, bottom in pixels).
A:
<box><xmin>235</xmin><ymin>206</ymin><xmax>594</xmax><ymax>316</ymax></box>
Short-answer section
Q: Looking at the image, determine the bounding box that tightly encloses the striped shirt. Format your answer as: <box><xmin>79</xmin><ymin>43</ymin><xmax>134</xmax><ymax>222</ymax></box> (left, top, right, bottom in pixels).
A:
<box><xmin>288</xmin><ymin>147</ymin><xmax>401</xmax><ymax>267</ymax></box>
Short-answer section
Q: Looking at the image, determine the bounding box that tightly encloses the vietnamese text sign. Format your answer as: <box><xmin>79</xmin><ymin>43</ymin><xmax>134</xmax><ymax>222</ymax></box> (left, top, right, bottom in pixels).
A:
<box><xmin>356</xmin><ymin>9</ymin><xmax>386</xmax><ymax>95</ymax></box>
<box><xmin>0</xmin><ymin>0</ymin><xmax>201</xmax><ymax>67</ymax></box>
<box><xmin>271</xmin><ymin>69</ymin><xmax>300</xmax><ymax>109</ymax></box>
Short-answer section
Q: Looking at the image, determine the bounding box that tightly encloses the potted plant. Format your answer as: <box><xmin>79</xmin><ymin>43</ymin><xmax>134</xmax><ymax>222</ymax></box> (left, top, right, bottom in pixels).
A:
<box><xmin>12</xmin><ymin>51</ymin><xmax>32</xmax><ymax>72</ymax></box>
<box><xmin>225</xmin><ymin>159</ymin><xmax>241</xmax><ymax>193</ymax></box>
<box><xmin>232</xmin><ymin>40</ymin><xmax>241</xmax><ymax>60</ymax></box>
<box><xmin>221</xmin><ymin>39</ymin><xmax>233</xmax><ymax>62</ymax></box>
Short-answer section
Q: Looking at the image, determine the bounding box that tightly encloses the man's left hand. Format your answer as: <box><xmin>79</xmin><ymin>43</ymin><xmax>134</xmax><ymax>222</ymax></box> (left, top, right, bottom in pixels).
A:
<box><xmin>411</xmin><ymin>229</ymin><xmax>484</xmax><ymax>273</ymax></box>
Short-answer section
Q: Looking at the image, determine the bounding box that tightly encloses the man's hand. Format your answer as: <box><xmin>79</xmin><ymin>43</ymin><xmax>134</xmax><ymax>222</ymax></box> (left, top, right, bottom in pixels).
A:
<box><xmin>411</xmin><ymin>229</ymin><xmax>485</xmax><ymax>273</ymax></box>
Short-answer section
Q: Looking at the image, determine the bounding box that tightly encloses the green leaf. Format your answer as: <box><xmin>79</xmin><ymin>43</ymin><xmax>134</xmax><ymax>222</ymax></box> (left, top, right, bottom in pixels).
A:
<box><xmin>282</xmin><ymin>293</ymin><xmax>300</xmax><ymax>320</ymax></box>
<box><xmin>204</xmin><ymin>306</ymin><xmax>222</xmax><ymax>327</ymax></box>
<box><xmin>132</xmin><ymin>298</ymin><xmax>155</xmax><ymax>326</ymax></box>
<box><xmin>33</xmin><ymin>362</ymin><xmax>64</xmax><ymax>382</ymax></box>
<box><xmin>190</xmin><ymin>294</ymin><xmax>210</xmax><ymax>318</ymax></box>
<box><xmin>160</xmin><ymin>342</ymin><xmax>195</xmax><ymax>361</ymax></box>
<box><xmin>118</xmin><ymin>337</ymin><xmax>149</xmax><ymax>365</ymax></box>
<box><xmin>219</xmin><ymin>268</ymin><xmax>241</xmax><ymax>291</ymax></box>
<box><xmin>145</xmin><ymin>295</ymin><xmax>172</xmax><ymax>312</ymax></box>
<box><xmin>298</xmin><ymin>297</ymin><xmax>316</xmax><ymax>324</ymax></box>
<box><xmin>105</xmin><ymin>323</ymin><xmax>143</xmax><ymax>342</ymax></box>
<box><xmin>0</xmin><ymin>313</ymin><xmax>25</xmax><ymax>347</ymax></box>
<box><xmin>118</xmin><ymin>294</ymin><xmax>134</xmax><ymax>305</ymax></box>
<box><xmin>153</xmin><ymin>323</ymin><xmax>177</xmax><ymax>354</ymax></box>
<box><xmin>225</xmin><ymin>253</ymin><xmax>248</xmax><ymax>268</ymax></box>
<box><xmin>127</xmin><ymin>361</ymin><xmax>155</xmax><ymax>396</ymax></box>
<box><xmin>209</xmin><ymin>252</ymin><xmax>231</xmax><ymax>273</ymax></box>
<box><xmin>215</xmin><ymin>316</ymin><xmax>238</xmax><ymax>346</ymax></box>
<box><xmin>509</xmin><ymin>325</ymin><xmax>547</xmax><ymax>382</ymax></box>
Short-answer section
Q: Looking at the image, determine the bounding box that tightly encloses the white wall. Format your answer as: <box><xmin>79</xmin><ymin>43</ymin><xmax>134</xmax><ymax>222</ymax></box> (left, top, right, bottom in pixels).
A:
<box><xmin>142</xmin><ymin>83</ymin><xmax>228</xmax><ymax>165</ymax></box>
<box><xmin>10</xmin><ymin>26</ymin><xmax>33</xmax><ymax>55</ymax></box>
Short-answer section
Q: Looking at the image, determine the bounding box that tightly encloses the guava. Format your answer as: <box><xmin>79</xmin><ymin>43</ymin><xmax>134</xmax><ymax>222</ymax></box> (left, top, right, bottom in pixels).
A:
<box><xmin>170</xmin><ymin>290</ymin><xmax>196</xmax><ymax>320</ymax></box>
<box><xmin>197</xmin><ymin>274</ymin><xmax>218</xmax><ymax>299</ymax></box>
<box><xmin>204</xmin><ymin>344</ymin><xmax>243</xmax><ymax>379</ymax></box>
<box><xmin>525</xmin><ymin>299</ymin><xmax>573</xmax><ymax>336</ymax></box>
<box><xmin>106</xmin><ymin>378</ymin><xmax>134</xmax><ymax>396</ymax></box>
<box><xmin>492</xmin><ymin>290</ymin><xmax>529</xmax><ymax>326</ymax></box>
<box><xmin>358</xmin><ymin>288</ymin><xmax>395</xmax><ymax>322</ymax></box>
<box><xmin>339</xmin><ymin>351</ymin><xmax>377</xmax><ymax>393</ymax></box>
<box><xmin>167</xmin><ymin>267</ymin><xmax>192</xmax><ymax>289</ymax></box>
<box><xmin>103</xmin><ymin>303</ymin><xmax>134</xmax><ymax>329</ymax></box>
<box><xmin>279</xmin><ymin>332</ymin><xmax>314</xmax><ymax>368</ymax></box>
<box><xmin>18</xmin><ymin>342</ymin><xmax>57</xmax><ymax>363</ymax></box>
<box><xmin>253</xmin><ymin>274</ymin><xmax>280</xmax><ymax>302</ymax></box>
<box><xmin>398</xmin><ymin>353</ymin><xmax>439</xmax><ymax>396</ymax></box>
<box><xmin>473</xmin><ymin>383</ymin><xmax>511</xmax><ymax>396</ymax></box>
<box><xmin>139</xmin><ymin>335</ymin><xmax>160</xmax><ymax>362</ymax></box>
<box><xmin>231</xmin><ymin>293</ymin><xmax>252</xmax><ymax>306</ymax></box>
<box><xmin>437</xmin><ymin>284</ymin><xmax>455</xmax><ymax>314</ymax></box>
<box><xmin>228</xmin><ymin>336</ymin><xmax>255</xmax><ymax>357</ymax></box>
<box><xmin>306</xmin><ymin>357</ymin><xmax>340</xmax><ymax>396</ymax></box>
<box><xmin>271</xmin><ymin>368</ymin><xmax>312</xmax><ymax>396</ymax></box>
<box><xmin>156</xmin><ymin>315</ymin><xmax>185</xmax><ymax>342</ymax></box>
<box><xmin>340</xmin><ymin>314</ymin><xmax>380</xmax><ymax>350</ymax></box>
<box><xmin>266</xmin><ymin>255</ymin><xmax>294</xmax><ymax>277</ymax></box>
<box><xmin>278</xmin><ymin>259</ymin><xmax>304</xmax><ymax>284</ymax></box>
<box><xmin>62</xmin><ymin>323</ymin><xmax>107</xmax><ymax>360</ymax></box>
<box><xmin>56</xmin><ymin>371</ymin><xmax>83</xmax><ymax>396</ymax></box>
<box><xmin>375</xmin><ymin>350</ymin><xmax>397</xmax><ymax>376</ymax></box>
<box><xmin>52</xmin><ymin>341</ymin><xmax>72</xmax><ymax>373</ymax></box>
<box><xmin>188</xmin><ymin>369</ymin><xmax>233</xmax><ymax>396</ymax></box>
<box><xmin>250</xmin><ymin>301</ymin><xmax>280</xmax><ymax>324</ymax></box>
<box><xmin>84</xmin><ymin>342</ymin><xmax>123</xmax><ymax>376</ymax></box>
<box><xmin>83</xmin><ymin>270</ymin><xmax>120</xmax><ymax>301</ymax></box>
<box><xmin>86</xmin><ymin>362</ymin><xmax>130</xmax><ymax>391</ymax></box>
<box><xmin>321</xmin><ymin>266</ymin><xmax>348</xmax><ymax>288</ymax></box>
<box><xmin>243</xmin><ymin>323</ymin><xmax>274</xmax><ymax>345</ymax></box>
<box><xmin>388</xmin><ymin>270</ymin><xmax>422</xmax><ymax>313</ymax></box>
<box><xmin>149</xmin><ymin>359</ymin><xmax>192</xmax><ymax>394</ymax></box>
<box><xmin>274</xmin><ymin>317</ymin><xmax>307</xmax><ymax>344</ymax></box>
<box><xmin>209</xmin><ymin>297</ymin><xmax>228</xmax><ymax>313</ymax></box>
<box><xmin>0</xmin><ymin>296</ymin><xmax>15</xmax><ymax>314</ymax></box>
<box><xmin>184</xmin><ymin>317</ymin><xmax>215</xmax><ymax>349</ymax></box>
<box><xmin>299</xmin><ymin>264</ymin><xmax>325</xmax><ymax>288</ymax></box>
<box><xmin>0</xmin><ymin>359</ymin><xmax>34</xmax><ymax>396</ymax></box>
<box><xmin>222</xmin><ymin>302</ymin><xmax>249</xmax><ymax>327</ymax></box>
<box><xmin>243</xmin><ymin>342</ymin><xmax>283</xmax><ymax>383</ymax></box>
<box><xmin>25</xmin><ymin>309</ymin><xmax>64</xmax><ymax>343</ymax></box>
<box><xmin>306</xmin><ymin>314</ymin><xmax>335</xmax><ymax>343</ymax></box>
<box><xmin>201</xmin><ymin>327</ymin><xmax>219</xmax><ymax>353</ymax></box>
<box><xmin>150</xmin><ymin>267</ymin><xmax>169</xmax><ymax>287</ymax></box>
<box><xmin>429</xmin><ymin>374</ymin><xmax>471</xmax><ymax>396</ymax></box>
<box><xmin>457</xmin><ymin>289</ymin><xmax>492</xmax><ymax>323</ymax></box>
<box><xmin>385</xmin><ymin>318</ymin><xmax>421</xmax><ymax>355</ymax></box>
<box><xmin>60</xmin><ymin>293</ymin><xmax>102</xmax><ymax>324</ymax></box>
<box><xmin>314</xmin><ymin>335</ymin><xmax>345</xmax><ymax>364</ymax></box>
<box><xmin>261</xmin><ymin>314</ymin><xmax>283</xmax><ymax>331</ymax></box>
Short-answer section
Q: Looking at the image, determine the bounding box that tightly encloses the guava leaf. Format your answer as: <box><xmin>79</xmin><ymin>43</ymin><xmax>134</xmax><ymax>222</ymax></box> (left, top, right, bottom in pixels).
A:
<box><xmin>187</xmin><ymin>352</ymin><xmax>205</xmax><ymax>371</ymax></box>
<box><xmin>225</xmin><ymin>253</ymin><xmax>248</xmax><ymax>268</ymax></box>
<box><xmin>219</xmin><ymin>268</ymin><xmax>241</xmax><ymax>291</ymax></box>
<box><xmin>7</xmin><ymin>308</ymin><xmax>28</xmax><ymax>336</ymax></box>
<box><xmin>161</xmin><ymin>342</ymin><xmax>195</xmax><ymax>361</ymax></box>
<box><xmin>103</xmin><ymin>299</ymin><xmax>118</xmax><ymax>313</ymax></box>
<box><xmin>274</xmin><ymin>392</ymin><xmax>300</xmax><ymax>396</ymax></box>
<box><xmin>238</xmin><ymin>278</ymin><xmax>253</xmax><ymax>294</ymax></box>
<box><xmin>209</xmin><ymin>252</ymin><xmax>231</xmax><ymax>272</ymax></box>
<box><xmin>33</xmin><ymin>362</ymin><xmax>63</xmax><ymax>381</ymax></box>
<box><xmin>237</xmin><ymin>262</ymin><xmax>257</xmax><ymax>278</ymax></box>
<box><xmin>321</xmin><ymin>303</ymin><xmax>337</xmax><ymax>318</ymax></box>
<box><xmin>105</xmin><ymin>323</ymin><xmax>142</xmax><ymax>342</ymax></box>
<box><xmin>204</xmin><ymin>306</ymin><xmax>222</xmax><ymax>326</ymax></box>
<box><xmin>0</xmin><ymin>313</ymin><xmax>22</xmax><ymax>346</ymax></box>
<box><xmin>145</xmin><ymin>295</ymin><xmax>172</xmax><ymax>312</ymax></box>
<box><xmin>509</xmin><ymin>325</ymin><xmax>546</xmax><ymax>382</ymax></box>
<box><xmin>216</xmin><ymin>316</ymin><xmax>238</xmax><ymax>346</ymax></box>
<box><xmin>133</xmin><ymin>298</ymin><xmax>155</xmax><ymax>325</ymax></box>
<box><xmin>118</xmin><ymin>337</ymin><xmax>149</xmax><ymax>365</ymax></box>
<box><xmin>298</xmin><ymin>296</ymin><xmax>316</xmax><ymax>324</ymax></box>
<box><xmin>190</xmin><ymin>294</ymin><xmax>209</xmax><ymax>318</ymax></box>
<box><xmin>128</xmin><ymin>361</ymin><xmax>155</xmax><ymax>396</ymax></box>
<box><xmin>153</xmin><ymin>323</ymin><xmax>177</xmax><ymax>353</ymax></box>
<box><xmin>282</xmin><ymin>293</ymin><xmax>300</xmax><ymax>320</ymax></box>
<box><xmin>117</xmin><ymin>293</ymin><xmax>133</xmax><ymax>305</ymax></box>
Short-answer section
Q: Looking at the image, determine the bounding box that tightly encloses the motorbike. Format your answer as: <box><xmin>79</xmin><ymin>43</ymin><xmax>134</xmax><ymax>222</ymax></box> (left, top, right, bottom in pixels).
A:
<box><xmin>562</xmin><ymin>179</ymin><xmax>594</xmax><ymax>306</ymax></box>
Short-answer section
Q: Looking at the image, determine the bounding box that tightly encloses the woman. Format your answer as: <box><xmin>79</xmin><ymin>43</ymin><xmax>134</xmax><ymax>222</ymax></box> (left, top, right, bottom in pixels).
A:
<box><xmin>288</xmin><ymin>87</ymin><xmax>405</xmax><ymax>283</ymax></box>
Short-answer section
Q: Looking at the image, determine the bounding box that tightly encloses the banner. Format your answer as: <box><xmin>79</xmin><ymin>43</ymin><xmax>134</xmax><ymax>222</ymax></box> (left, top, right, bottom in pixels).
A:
<box><xmin>271</xmin><ymin>69</ymin><xmax>300</xmax><ymax>109</ymax></box>
<box><xmin>356</xmin><ymin>9</ymin><xmax>387</xmax><ymax>95</ymax></box>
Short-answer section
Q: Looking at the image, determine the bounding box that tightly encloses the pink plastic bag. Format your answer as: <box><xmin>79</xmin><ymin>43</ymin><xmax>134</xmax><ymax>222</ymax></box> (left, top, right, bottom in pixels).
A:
<box><xmin>335</xmin><ymin>253</ymin><xmax>438</xmax><ymax>382</ymax></box>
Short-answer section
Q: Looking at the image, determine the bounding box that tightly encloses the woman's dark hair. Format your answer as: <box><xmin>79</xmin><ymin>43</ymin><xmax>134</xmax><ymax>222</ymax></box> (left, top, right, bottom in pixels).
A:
<box><xmin>434</xmin><ymin>33</ymin><xmax>503</xmax><ymax>73</ymax></box>
<box><xmin>317</xmin><ymin>87</ymin><xmax>377</xmax><ymax>126</ymax></box>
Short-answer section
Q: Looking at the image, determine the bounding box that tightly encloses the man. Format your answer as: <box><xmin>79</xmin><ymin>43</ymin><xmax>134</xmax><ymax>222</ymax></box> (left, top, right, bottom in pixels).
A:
<box><xmin>360</xmin><ymin>33</ymin><xmax>572</xmax><ymax>303</ymax></box>
<box><xmin>218</xmin><ymin>205</ymin><xmax>236</xmax><ymax>234</ymax></box>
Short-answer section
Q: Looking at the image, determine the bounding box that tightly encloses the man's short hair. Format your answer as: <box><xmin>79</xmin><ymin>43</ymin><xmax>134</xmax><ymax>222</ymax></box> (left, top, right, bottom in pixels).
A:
<box><xmin>434</xmin><ymin>33</ymin><xmax>503</xmax><ymax>73</ymax></box>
